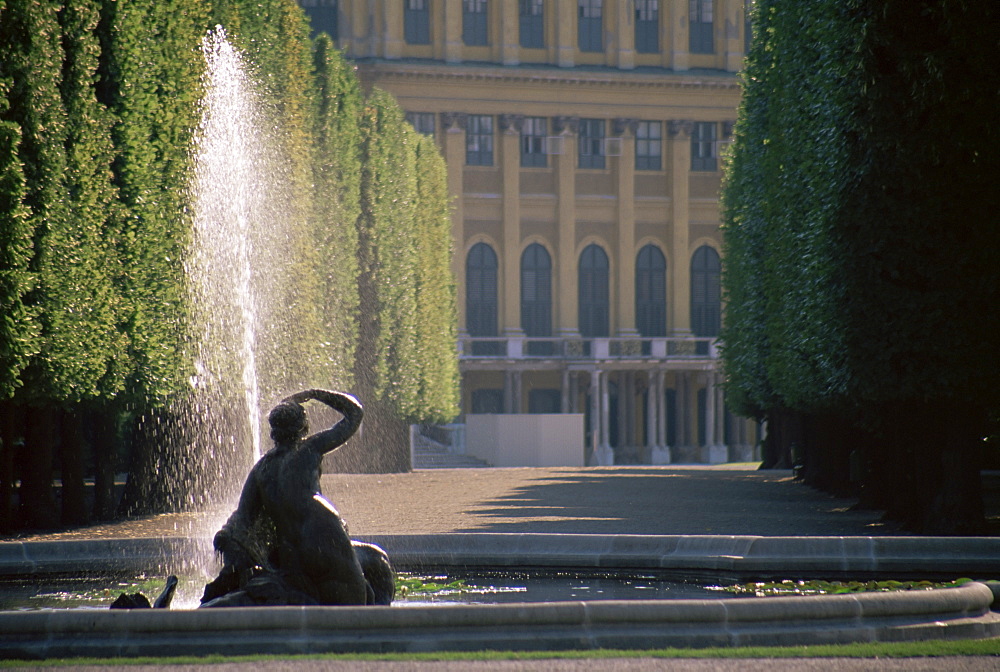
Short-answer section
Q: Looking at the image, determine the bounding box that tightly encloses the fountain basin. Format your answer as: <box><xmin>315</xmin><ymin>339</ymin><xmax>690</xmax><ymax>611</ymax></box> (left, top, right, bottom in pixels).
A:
<box><xmin>1</xmin><ymin>533</ymin><xmax>999</xmax><ymax>658</ymax></box>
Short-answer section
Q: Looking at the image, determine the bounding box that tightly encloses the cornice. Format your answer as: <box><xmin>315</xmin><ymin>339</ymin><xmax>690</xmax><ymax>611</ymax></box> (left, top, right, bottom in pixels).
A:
<box><xmin>354</xmin><ymin>60</ymin><xmax>741</xmax><ymax>92</ymax></box>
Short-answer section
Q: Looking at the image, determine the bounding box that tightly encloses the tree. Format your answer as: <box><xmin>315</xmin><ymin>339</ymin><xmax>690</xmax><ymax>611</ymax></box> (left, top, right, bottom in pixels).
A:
<box><xmin>103</xmin><ymin>0</ymin><xmax>210</xmax><ymax>515</ymax></box>
<box><xmin>0</xmin><ymin>0</ymin><xmax>71</xmax><ymax>528</ymax></box>
<box><xmin>835</xmin><ymin>1</ymin><xmax>1000</xmax><ymax>532</ymax></box>
<box><xmin>413</xmin><ymin>135</ymin><xmax>460</xmax><ymax>424</ymax></box>
<box><xmin>347</xmin><ymin>89</ymin><xmax>421</xmax><ymax>472</ymax></box>
<box><xmin>50</xmin><ymin>0</ymin><xmax>128</xmax><ymax>524</ymax></box>
<box><xmin>312</xmin><ymin>34</ymin><xmax>361</xmax><ymax>391</ymax></box>
<box><xmin>0</xmin><ymin>56</ymin><xmax>38</xmax><ymax>530</ymax></box>
<box><xmin>335</xmin><ymin>93</ymin><xmax>461</xmax><ymax>473</ymax></box>
<box><xmin>721</xmin><ymin>0</ymin><xmax>1000</xmax><ymax>533</ymax></box>
<box><xmin>0</xmin><ymin>0</ymin><xmax>461</xmax><ymax>523</ymax></box>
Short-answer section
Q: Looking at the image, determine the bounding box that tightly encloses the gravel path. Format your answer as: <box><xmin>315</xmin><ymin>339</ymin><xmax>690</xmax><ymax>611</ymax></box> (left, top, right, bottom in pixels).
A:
<box><xmin>6</xmin><ymin>465</ymin><xmax>908</xmax><ymax>542</ymax></box>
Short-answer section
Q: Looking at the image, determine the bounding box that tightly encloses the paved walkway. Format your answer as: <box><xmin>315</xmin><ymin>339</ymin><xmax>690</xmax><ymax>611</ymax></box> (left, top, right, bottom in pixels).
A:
<box><xmin>5</xmin><ymin>465</ymin><xmax>1000</xmax><ymax>670</ymax></box>
<box><xmin>4</xmin><ymin>464</ymin><xmax>922</xmax><ymax>542</ymax></box>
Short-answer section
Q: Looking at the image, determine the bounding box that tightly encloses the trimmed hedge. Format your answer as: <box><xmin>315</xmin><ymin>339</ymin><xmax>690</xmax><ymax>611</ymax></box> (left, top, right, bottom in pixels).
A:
<box><xmin>0</xmin><ymin>0</ymin><xmax>459</xmax><ymax>527</ymax></box>
<box><xmin>722</xmin><ymin>0</ymin><xmax>1000</xmax><ymax>532</ymax></box>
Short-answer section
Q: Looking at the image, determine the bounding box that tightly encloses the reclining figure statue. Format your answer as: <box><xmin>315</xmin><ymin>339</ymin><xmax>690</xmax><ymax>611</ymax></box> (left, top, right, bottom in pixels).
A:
<box><xmin>200</xmin><ymin>389</ymin><xmax>393</xmax><ymax>607</ymax></box>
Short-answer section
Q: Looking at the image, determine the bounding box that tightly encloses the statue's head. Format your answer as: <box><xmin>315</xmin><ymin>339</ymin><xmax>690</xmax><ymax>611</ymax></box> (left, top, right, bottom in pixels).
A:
<box><xmin>268</xmin><ymin>401</ymin><xmax>308</xmax><ymax>443</ymax></box>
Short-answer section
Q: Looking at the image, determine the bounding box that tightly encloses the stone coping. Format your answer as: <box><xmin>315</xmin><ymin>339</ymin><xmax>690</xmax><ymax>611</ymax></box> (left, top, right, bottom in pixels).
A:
<box><xmin>2</xmin><ymin>533</ymin><xmax>1000</xmax><ymax>580</ymax></box>
<box><xmin>1</xmin><ymin>582</ymin><xmax>999</xmax><ymax>658</ymax></box>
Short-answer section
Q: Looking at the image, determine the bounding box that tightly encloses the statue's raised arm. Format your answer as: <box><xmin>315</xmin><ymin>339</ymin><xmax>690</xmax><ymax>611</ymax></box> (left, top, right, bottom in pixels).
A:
<box><xmin>281</xmin><ymin>389</ymin><xmax>363</xmax><ymax>456</ymax></box>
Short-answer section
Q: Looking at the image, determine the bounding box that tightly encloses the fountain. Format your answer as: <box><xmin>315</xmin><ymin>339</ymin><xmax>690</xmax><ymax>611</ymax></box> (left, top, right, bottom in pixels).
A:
<box><xmin>1</xmin><ymin>27</ymin><xmax>1000</xmax><ymax>659</ymax></box>
<box><xmin>186</xmin><ymin>27</ymin><xmax>268</xmax><ymax>489</ymax></box>
<box><xmin>185</xmin><ymin>27</ymin><xmax>298</xmax><ymax>507</ymax></box>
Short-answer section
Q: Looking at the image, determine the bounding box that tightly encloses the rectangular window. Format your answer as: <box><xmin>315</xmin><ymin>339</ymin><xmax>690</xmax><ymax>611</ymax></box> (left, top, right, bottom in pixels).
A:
<box><xmin>300</xmin><ymin>0</ymin><xmax>339</xmax><ymax>40</ymax></box>
<box><xmin>520</xmin><ymin>117</ymin><xmax>548</xmax><ymax>167</ymax></box>
<box><xmin>528</xmin><ymin>389</ymin><xmax>561</xmax><ymax>413</ymax></box>
<box><xmin>404</xmin><ymin>0</ymin><xmax>430</xmax><ymax>45</ymax></box>
<box><xmin>691</xmin><ymin>122</ymin><xmax>717</xmax><ymax>172</ymax></box>
<box><xmin>472</xmin><ymin>389</ymin><xmax>504</xmax><ymax>414</ymax></box>
<box><xmin>635</xmin><ymin>121</ymin><xmax>662</xmax><ymax>171</ymax></box>
<box><xmin>405</xmin><ymin>112</ymin><xmax>435</xmax><ymax>138</ymax></box>
<box><xmin>635</xmin><ymin>0</ymin><xmax>659</xmax><ymax>54</ymax></box>
<box><xmin>578</xmin><ymin>118</ymin><xmax>605</xmax><ymax>169</ymax></box>
<box><xmin>463</xmin><ymin>0</ymin><xmax>489</xmax><ymax>46</ymax></box>
<box><xmin>689</xmin><ymin>0</ymin><xmax>714</xmax><ymax>53</ymax></box>
<box><xmin>578</xmin><ymin>0</ymin><xmax>602</xmax><ymax>53</ymax></box>
<box><xmin>466</xmin><ymin>115</ymin><xmax>494</xmax><ymax>166</ymax></box>
<box><xmin>519</xmin><ymin>0</ymin><xmax>544</xmax><ymax>49</ymax></box>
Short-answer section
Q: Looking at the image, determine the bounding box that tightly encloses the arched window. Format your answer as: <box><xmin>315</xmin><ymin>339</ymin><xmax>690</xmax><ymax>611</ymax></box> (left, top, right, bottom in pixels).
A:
<box><xmin>691</xmin><ymin>245</ymin><xmax>721</xmax><ymax>342</ymax></box>
<box><xmin>579</xmin><ymin>244</ymin><xmax>609</xmax><ymax>338</ymax></box>
<box><xmin>521</xmin><ymin>243</ymin><xmax>552</xmax><ymax>355</ymax></box>
<box><xmin>635</xmin><ymin>245</ymin><xmax>667</xmax><ymax>338</ymax></box>
<box><xmin>466</xmin><ymin>243</ymin><xmax>499</xmax><ymax>355</ymax></box>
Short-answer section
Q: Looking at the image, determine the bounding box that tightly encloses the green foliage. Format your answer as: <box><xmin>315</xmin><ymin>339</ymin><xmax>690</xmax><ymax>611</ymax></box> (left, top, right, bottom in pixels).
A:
<box><xmin>721</xmin><ymin>0</ymin><xmax>862</xmax><ymax>416</ymax></box>
<box><xmin>721</xmin><ymin>0</ymin><xmax>1000</xmax><ymax>529</ymax></box>
<box><xmin>711</xmin><ymin>577</ymin><xmax>974</xmax><ymax>597</ymax></box>
<box><xmin>354</xmin><ymin>91</ymin><xmax>459</xmax><ymax>426</ymax></box>
<box><xmin>395</xmin><ymin>574</ymin><xmax>468</xmax><ymax>597</ymax></box>
<box><xmin>311</xmin><ymin>34</ymin><xmax>361</xmax><ymax>390</ymax></box>
<box><xmin>0</xmin><ymin>76</ymin><xmax>39</xmax><ymax>399</ymax></box>
<box><xmin>0</xmin><ymin>0</ymin><xmax>70</xmax><ymax>406</ymax></box>
<box><xmin>101</xmin><ymin>0</ymin><xmax>210</xmax><ymax>407</ymax></box>
<box><xmin>0</xmin><ymin>0</ymin><xmax>460</xmax><ymax>499</ymax></box>
<box><xmin>724</xmin><ymin>0</ymin><xmax>1000</xmax><ymax>425</ymax></box>
<box><xmin>413</xmin><ymin>135</ymin><xmax>460</xmax><ymax>423</ymax></box>
<box><xmin>40</xmin><ymin>0</ymin><xmax>128</xmax><ymax>404</ymax></box>
<box><xmin>837</xmin><ymin>2</ymin><xmax>1000</xmax><ymax>413</ymax></box>
<box><xmin>356</xmin><ymin>89</ymin><xmax>421</xmax><ymax>419</ymax></box>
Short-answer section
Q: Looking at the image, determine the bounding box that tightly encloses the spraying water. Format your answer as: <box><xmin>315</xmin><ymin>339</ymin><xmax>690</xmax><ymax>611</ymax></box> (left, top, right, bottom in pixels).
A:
<box><xmin>186</xmin><ymin>27</ymin><xmax>291</xmax><ymax>506</ymax></box>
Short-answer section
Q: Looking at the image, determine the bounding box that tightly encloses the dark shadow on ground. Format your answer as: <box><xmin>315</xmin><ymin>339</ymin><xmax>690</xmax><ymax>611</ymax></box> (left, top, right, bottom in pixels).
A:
<box><xmin>455</xmin><ymin>468</ymin><xmax>909</xmax><ymax>536</ymax></box>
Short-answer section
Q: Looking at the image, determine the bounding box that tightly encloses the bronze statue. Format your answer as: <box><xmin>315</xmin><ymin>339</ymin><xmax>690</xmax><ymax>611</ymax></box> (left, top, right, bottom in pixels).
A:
<box><xmin>200</xmin><ymin>389</ymin><xmax>393</xmax><ymax>607</ymax></box>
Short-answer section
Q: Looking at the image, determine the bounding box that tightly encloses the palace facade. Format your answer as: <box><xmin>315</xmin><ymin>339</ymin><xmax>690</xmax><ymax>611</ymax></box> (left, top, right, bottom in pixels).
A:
<box><xmin>299</xmin><ymin>0</ymin><xmax>758</xmax><ymax>464</ymax></box>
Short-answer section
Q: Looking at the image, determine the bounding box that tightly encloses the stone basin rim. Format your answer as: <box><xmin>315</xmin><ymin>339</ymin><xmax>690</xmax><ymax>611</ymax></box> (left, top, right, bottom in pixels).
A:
<box><xmin>3</xmin><ymin>532</ymin><xmax>1000</xmax><ymax>580</ymax></box>
<box><xmin>1</xmin><ymin>580</ymin><xmax>998</xmax><ymax>658</ymax></box>
<box><xmin>3</xmin><ymin>534</ymin><xmax>1000</xmax><ymax>658</ymax></box>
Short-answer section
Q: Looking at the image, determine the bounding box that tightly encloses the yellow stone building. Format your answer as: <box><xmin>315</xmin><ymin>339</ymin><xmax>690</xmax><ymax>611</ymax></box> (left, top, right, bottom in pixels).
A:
<box><xmin>299</xmin><ymin>0</ymin><xmax>758</xmax><ymax>465</ymax></box>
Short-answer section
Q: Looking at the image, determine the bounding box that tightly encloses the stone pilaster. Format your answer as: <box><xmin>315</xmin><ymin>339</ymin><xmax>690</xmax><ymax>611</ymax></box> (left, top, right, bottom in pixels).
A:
<box><xmin>441</xmin><ymin>112</ymin><xmax>468</xmax><ymax>328</ymax></box>
<box><xmin>668</xmin><ymin>120</ymin><xmax>693</xmax><ymax>336</ymax></box>
<box><xmin>613</xmin><ymin>118</ymin><xmax>638</xmax><ymax>337</ymax></box>
<box><xmin>554</xmin><ymin>116</ymin><xmax>579</xmax><ymax>337</ymax></box>
<box><xmin>383</xmin><ymin>0</ymin><xmax>403</xmax><ymax>59</ymax></box>
<box><xmin>614</xmin><ymin>2</ymin><xmax>636</xmax><ymax>69</ymax></box>
<box><xmin>499</xmin><ymin>0</ymin><xmax>519</xmax><ymax>65</ymax></box>
<box><xmin>443</xmin><ymin>0</ymin><xmax>463</xmax><ymax>63</ymax></box>
<box><xmin>499</xmin><ymin>114</ymin><xmax>524</xmax><ymax>336</ymax></box>
<box><xmin>555</xmin><ymin>0</ymin><xmax>576</xmax><ymax>67</ymax></box>
<box><xmin>670</xmin><ymin>0</ymin><xmax>690</xmax><ymax>71</ymax></box>
<box><xmin>723</xmin><ymin>0</ymin><xmax>744</xmax><ymax>72</ymax></box>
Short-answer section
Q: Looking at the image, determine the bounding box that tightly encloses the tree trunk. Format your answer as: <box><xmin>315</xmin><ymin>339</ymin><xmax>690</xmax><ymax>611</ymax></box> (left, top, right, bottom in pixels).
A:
<box><xmin>21</xmin><ymin>405</ymin><xmax>59</xmax><ymax>529</ymax></box>
<box><xmin>323</xmin><ymin>396</ymin><xmax>411</xmax><ymax>474</ymax></box>
<box><xmin>0</xmin><ymin>401</ymin><xmax>19</xmax><ymax>532</ymax></box>
<box><xmin>759</xmin><ymin>408</ymin><xmax>799</xmax><ymax>470</ymax></box>
<box><xmin>92</xmin><ymin>406</ymin><xmax>120</xmax><ymax>520</ymax></box>
<box><xmin>853</xmin><ymin>427</ymin><xmax>886</xmax><ymax>511</ymax></box>
<box><xmin>868</xmin><ymin>400</ymin><xmax>986</xmax><ymax>534</ymax></box>
<box><xmin>801</xmin><ymin>412</ymin><xmax>857</xmax><ymax>498</ymax></box>
<box><xmin>922</xmin><ymin>404</ymin><xmax>985</xmax><ymax>535</ymax></box>
<box><xmin>58</xmin><ymin>409</ymin><xmax>88</xmax><ymax>526</ymax></box>
<box><xmin>118</xmin><ymin>408</ymin><xmax>189</xmax><ymax>516</ymax></box>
